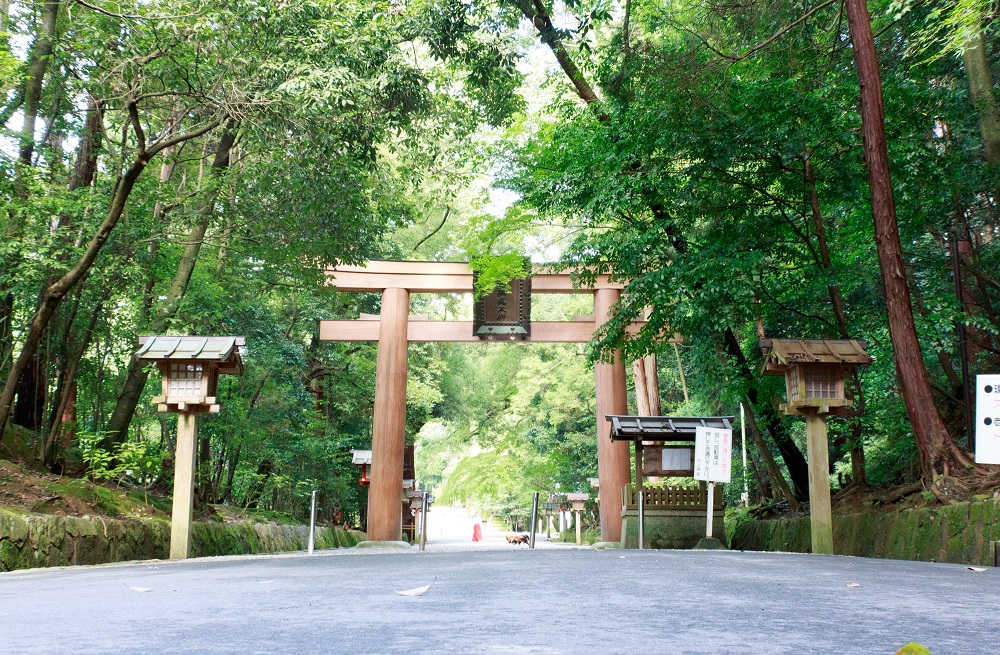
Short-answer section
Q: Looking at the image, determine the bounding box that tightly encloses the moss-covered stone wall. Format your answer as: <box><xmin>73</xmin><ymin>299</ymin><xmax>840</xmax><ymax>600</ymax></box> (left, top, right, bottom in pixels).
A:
<box><xmin>728</xmin><ymin>497</ymin><xmax>1000</xmax><ymax>565</ymax></box>
<box><xmin>0</xmin><ymin>508</ymin><xmax>365</xmax><ymax>572</ymax></box>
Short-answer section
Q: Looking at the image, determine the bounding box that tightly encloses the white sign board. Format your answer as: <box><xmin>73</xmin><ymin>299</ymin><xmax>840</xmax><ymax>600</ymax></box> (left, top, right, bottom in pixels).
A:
<box><xmin>694</xmin><ymin>425</ymin><xmax>732</xmax><ymax>483</ymax></box>
<box><xmin>662</xmin><ymin>447</ymin><xmax>693</xmax><ymax>473</ymax></box>
<box><xmin>976</xmin><ymin>375</ymin><xmax>1000</xmax><ymax>465</ymax></box>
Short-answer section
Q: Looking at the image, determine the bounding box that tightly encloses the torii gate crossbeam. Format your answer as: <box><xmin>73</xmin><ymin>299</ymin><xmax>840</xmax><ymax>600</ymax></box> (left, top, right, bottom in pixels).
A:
<box><xmin>322</xmin><ymin>261</ymin><xmax>666</xmax><ymax>544</ymax></box>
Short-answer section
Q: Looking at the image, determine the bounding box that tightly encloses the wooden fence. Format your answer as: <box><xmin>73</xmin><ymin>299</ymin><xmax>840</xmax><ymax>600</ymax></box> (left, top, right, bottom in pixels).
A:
<box><xmin>621</xmin><ymin>483</ymin><xmax>722</xmax><ymax>511</ymax></box>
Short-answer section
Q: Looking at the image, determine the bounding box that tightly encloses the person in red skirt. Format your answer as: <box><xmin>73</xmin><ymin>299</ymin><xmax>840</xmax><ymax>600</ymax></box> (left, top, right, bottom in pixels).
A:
<box><xmin>472</xmin><ymin>511</ymin><xmax>483</xmax><ymax>542</ymax></box>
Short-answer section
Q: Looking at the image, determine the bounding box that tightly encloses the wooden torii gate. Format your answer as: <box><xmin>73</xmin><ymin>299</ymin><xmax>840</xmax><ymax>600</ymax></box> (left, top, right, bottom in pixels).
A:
<box><xmin>321</xmin><ymin>260</ymin><xmax>652</xmax><ymax>544</ymax></box>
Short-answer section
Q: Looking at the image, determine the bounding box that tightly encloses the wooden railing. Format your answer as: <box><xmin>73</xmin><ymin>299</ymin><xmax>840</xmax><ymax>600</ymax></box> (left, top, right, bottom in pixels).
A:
<box><xmin>621</xmin><ymin>483</ymin><xmax>722</xmax><ymax>510</ymax></box>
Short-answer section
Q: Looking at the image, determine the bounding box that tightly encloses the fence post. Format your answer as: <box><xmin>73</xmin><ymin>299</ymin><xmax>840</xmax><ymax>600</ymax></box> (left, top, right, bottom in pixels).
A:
<box><xmin>637</xmin><ymin>490</ymin><xmax>645</xmax><ymax>550</ymax></box>
<box><xmin>419</xmin><ymin>491</ymin><xmax>428</xmax><ymax>552</ymax></box>
<box><xmin>529</xmin><ymin>492</ymin><xmax>539</xmax><ymax>549</ymax></box>
<box><xmin>308</xmin><ymin>489</ymin><xmax>317</xmax><ymax>555</ymax></box>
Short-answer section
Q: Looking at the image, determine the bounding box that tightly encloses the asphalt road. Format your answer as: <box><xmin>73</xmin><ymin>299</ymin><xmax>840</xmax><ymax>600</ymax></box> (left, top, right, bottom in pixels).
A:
<box><xmin>2</xmin><ymin>548</ymin><xmax>997</xmax><ymax>654</ymax></box>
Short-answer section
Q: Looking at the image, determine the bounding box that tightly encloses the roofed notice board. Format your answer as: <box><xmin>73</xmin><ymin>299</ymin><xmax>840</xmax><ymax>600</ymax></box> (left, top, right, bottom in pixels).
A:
<box><xmin>694</xmin><ymin>425</ymin><xmax>732</xmax><ymax>484</ymax></box>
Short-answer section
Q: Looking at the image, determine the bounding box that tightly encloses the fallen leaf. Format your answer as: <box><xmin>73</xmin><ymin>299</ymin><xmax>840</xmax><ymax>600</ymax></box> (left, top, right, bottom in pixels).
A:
<box><xmin>396</xmin><ymin>579</ymin><xmax>434</xmax><ymax>596</ymax></box>
<box><xmin>259</xmin><ymin>580</ymin><xmax>275</xmax><ymax>584</ymax></box>
<box><xmin>846</xmin><ymin>583</ymin><xmax>860</xmax><ymax>588</ymax></box>
<box><xmin>129</xmin><ymin>587</ymin><xmax>153</xmax><ymax>593</ymax></box>
<box><xmin>619</xmin><ymin>555</ymin><xmax>626</xmax><ymax>559</ymax></box>
<box><xmin>967</xmin><ymin>567</ymin><xmax>986</xmax><ymax>572</ymax></box>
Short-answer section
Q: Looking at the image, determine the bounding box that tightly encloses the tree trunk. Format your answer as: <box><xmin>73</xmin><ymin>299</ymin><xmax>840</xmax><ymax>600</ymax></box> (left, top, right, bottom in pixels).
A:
<box><xmin>219</xmin><ymin>440</ymin><xmax>241</xmax><ymax>504</ymax></box>
<box><xmin>68</xmin><ymin>97</ymin><xmax>103</xmax><ymax>193</ymax></box>
<box><xmin>963</xmin><ymin>32</ymin><xmax>1000</xmax><ymax>165</ymax></box>
<box><xmin>16</xmin><ymin>0</ymin><xmax>60</xmax><ymax>169</ymax></box>
<box><xmin>42</xmin><ymin>290</ymin><xmax>106</xmax><ymax>464</ymax></box>
<box><xmin>741</xmin><ymin>398</ymin><xmax>798</xmax><ymax>510</ymax></box>
<box><xmin>514</xmin><ymin>0</ymin><xmax>608</xmax><ymax>120</ymax></box>
<box><xmin>844</xmin><ymin>0</ymin><xmax>966</xmax><ymax>476</ymax></box>
<box><xmin>12</xmin><ymin>357</ymin><xmax>44</xmax><ymax>431</ymax></box>
<box><xmin>642</xmin><ymin>355</ymin><xmax>660</xmax><ymax>415</ymax></box>
<box><xmin>632</xmin><ymin>359</ymin><xmax>650</xmax><ymax>415</ymax></box>
<box><xmin>0</xmin><ymin>293</ymin><xmax>11</xmax><ymax>377</ymax></box>
<box><xmin>104</xmin><ymin>126</ymin><xmax>236</xmax><ymax>446</ymax></box>
<box><xmin>198</xmin><ymin>434</ymin><xmax>212</xmax><ymax>502</ymax></box>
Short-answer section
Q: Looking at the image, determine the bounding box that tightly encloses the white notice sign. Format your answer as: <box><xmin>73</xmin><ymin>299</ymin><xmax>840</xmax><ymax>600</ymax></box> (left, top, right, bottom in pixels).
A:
<box><xmin>976</xmin><ymin>375</ymin><xmax>1000</xmax><ymax>465</ymax></box>
<box><xmin>694</xmin><ymin>425</ymin><xmax>732</xmax><ymax>483</ymax></box>
<box><xmin>662</xmin><ymin>447</ymin><xmax>693</xmax><ymax>473</ymax></box>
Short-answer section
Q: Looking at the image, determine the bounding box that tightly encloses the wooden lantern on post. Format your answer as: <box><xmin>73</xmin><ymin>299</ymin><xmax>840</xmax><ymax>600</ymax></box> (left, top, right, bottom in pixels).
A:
<box><xmin>408</xmin><ymin>490</ymin><xmax>424</xmax><ymax>540</ymax></box>
<box><xmin>137</xmin><ymin>336</ymin><xmax>245</xmax><ymax>560</ymax></box>
<box><xmin>351</xmin><ymin>449</ymin><xmax>372</xmax><ymax>486</ymax></box>
<box><xmin>760</xmin><ymin>338</ymin><xmax>872</xmax><ymax>555</ymax></box>
<box><xmin>566</xmin><ymin>492</ymin><xmax>590</xmax><ymax>545</ymax></box>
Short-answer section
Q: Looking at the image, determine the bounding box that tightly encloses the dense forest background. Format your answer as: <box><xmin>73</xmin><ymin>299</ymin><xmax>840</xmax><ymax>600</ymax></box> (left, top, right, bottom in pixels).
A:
<box><xmin>1</xmin><ymin>0</ymin><xmax>998</xmax><ymax>529</ymax></box>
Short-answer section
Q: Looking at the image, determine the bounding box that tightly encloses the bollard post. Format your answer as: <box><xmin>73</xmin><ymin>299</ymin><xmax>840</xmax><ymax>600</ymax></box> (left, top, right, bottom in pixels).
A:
<box><xmin>419</xmin><ymin>491</ymin><xmax>428</xmax><ymax>552</ymax></box>
<box><xmin>638</xmin><ymin>490</ymin><xmax>645</xmax><ymax>550</ymax></box>
<box><xmin>308</xmin><ymin>489</ymin><xmax>317</xmax><ymax>555</ymax></box>
<box><xmin>529</xmin><ymin>492</ymin><xmax>539</xmax><ymax>550</ymax></box>
<box><xmin>706</xmin><ymin>482</ymin><xmax>715</xmax><ymax>539</ymax></box>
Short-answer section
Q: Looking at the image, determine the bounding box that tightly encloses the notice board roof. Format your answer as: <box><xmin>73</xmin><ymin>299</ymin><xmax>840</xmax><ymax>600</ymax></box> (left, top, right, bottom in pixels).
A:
<box><xmin>606</xmin><ymin>415</ymin><xmax>735</xmax><ymax>442</ymax></box>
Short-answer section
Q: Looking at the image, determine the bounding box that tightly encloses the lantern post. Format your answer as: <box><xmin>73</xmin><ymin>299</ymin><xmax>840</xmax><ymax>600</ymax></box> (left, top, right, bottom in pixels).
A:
<box><xmin>351</xmin><ymin>450</ymin><xmax>372</xmax><ymax>486</ymax></box>
<box><xmin>567</xmin><ymin>493</ymin><xmax>589</xmax><ymax>545</ymax></box>
<box><xmin>542</xmin><ymin>502</ymin><xmax>556</xmax><ymax>538</ymax></box>
<box><xmin>137</xmin><ymin>336</ymin><xmax>245</xmax><ymax>560</ymax></box>
<box><xmin>760</xmin><ymin>338</ymin><xmax>872</xmax><ymax>555</ymax></box>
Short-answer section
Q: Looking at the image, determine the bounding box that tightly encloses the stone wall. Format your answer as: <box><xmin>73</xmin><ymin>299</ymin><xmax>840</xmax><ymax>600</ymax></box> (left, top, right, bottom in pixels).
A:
<box><xmin>728</xmin><ymin>497</ymin><xmax>1000</xmax><ymax>565</ymax></box>
<box><xmin>621</xmin><ymin>508</ymin><xmax>725</xmax><ymax>548</ymax></box>
<box><xmin>0</xmin><ymin>508</ymin><xmax>365</xmax><ymax>572</ymax></box>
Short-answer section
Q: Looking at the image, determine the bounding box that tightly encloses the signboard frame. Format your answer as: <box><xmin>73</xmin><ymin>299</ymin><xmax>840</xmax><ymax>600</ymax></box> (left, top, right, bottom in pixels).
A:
<box><xmin>694</xmin><ymin>425</ymin><xmax>733</xmax><ymax>484</ymax></box>
<box><xmin>976</xmin><ymin>374</ymin><xmax>1000</xmax><ymax>465</ymax></box>
<box><xmin>642</xmin><ymin>444</ymin><xmax>695</xmax><ymax>477</ymax></box>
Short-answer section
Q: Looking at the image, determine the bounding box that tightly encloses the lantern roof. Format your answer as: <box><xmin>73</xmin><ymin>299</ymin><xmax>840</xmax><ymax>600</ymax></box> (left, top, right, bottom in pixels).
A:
<box><xmin>137</xmin><ymin>336</ymin><xmax>245</xmax><ymax>374</ymax></box>
<box><xmin>760</xmin><ymin>338</ymin><xmax>871</xmax><ymax>376</ymax></box>
<box><xmin>566</xmin><ymin>492</ymin><xmax>590</xmax><ymax>502</ymax></box>
<box><xmin>351</xmin><ymin>449</ymin><xmax>372</xmax><ymax>465</ymax></box>
<box><xmin>606</xmin><ymin>415</ymin><xmax>734</xmax><ymax>442</ymax></box>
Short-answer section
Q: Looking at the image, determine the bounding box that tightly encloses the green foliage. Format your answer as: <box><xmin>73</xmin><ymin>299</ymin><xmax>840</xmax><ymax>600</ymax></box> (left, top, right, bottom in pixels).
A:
<box><xmin>75</xmin><ymin>431</ymin><xmax>162</xmax><ymax>488</ymax></box>
<box><xmin>76</xmin><ymin>432</ymin><xmax>116</xmax><ymax>482</ymax></box>
<box><xmin>889</xmin><ymin>0</ymin><xmax>992</xmax><ymax>58</ymax></box>
<box><xmin>0</xmin><ymin>0</ymin><xmax>538</xmax><ymax>527</ymax></box>
<box><xmin>470</xmin><ymin>253</ymin><xmax>531</xmax><ymax>298</ymax></box>
<box><xmin>488</xmin><ymin>0</ymin><xmax>1000</xmax><ymax>491</ymax></box>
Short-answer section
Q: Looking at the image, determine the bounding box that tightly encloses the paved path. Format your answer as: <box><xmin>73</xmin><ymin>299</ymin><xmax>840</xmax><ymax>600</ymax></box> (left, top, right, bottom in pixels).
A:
<box><xmin>2</xmin><ymin>547</ymin><xmax>997</xmax><ymax>654</ymax></box>
<box><xmin>422</xmin><ymin>504</ymin><xmax>575</xmax><ymax>551</ymax></box>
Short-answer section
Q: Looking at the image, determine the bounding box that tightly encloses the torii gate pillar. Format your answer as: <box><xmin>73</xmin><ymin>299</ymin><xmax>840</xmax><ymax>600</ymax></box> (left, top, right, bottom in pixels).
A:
<box><xmin>368</xmin><ymin>288</ymin><xmax>409</xmax><ymax>541</ymax></box>
<box><xmin>594</xmin><ymin>288</ymin><xmax>630</xmax><ymax>542</ymax></box>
